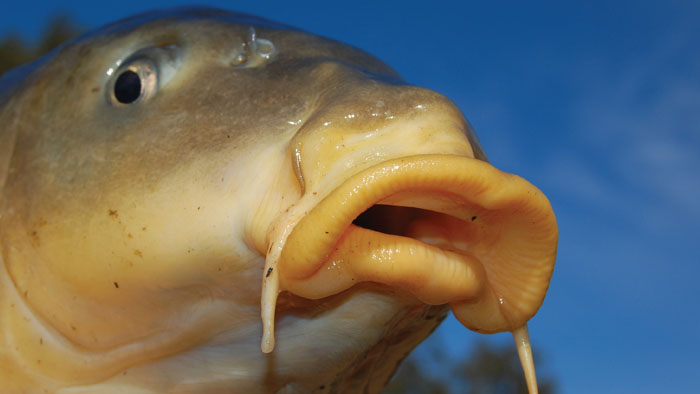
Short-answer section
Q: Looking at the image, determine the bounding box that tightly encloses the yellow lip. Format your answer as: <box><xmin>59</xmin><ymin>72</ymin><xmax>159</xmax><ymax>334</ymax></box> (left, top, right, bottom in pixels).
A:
<box><xmin>276</xmin><ymin>154</ymin><xmax>558</xmax><ymax>334</ymax></box>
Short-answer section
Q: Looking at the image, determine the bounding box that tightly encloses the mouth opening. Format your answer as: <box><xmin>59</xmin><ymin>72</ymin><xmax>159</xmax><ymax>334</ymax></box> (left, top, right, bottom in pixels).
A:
<box><xmin>352</xmin><ymin>205</ymin><xmax>426</xmax><ymax>237</ymax></box>
<box><xmin>351</xmin><ymin>204</ymin><xmax>479</xmax><ymax>261</ymax></box>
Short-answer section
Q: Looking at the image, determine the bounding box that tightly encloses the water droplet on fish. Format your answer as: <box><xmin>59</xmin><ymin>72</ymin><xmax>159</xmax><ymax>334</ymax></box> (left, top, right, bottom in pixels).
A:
<box><xmin>254</xmin><ymin>38</ymin><xmax>275</xmax><ymax>59</ymax></box>
<box><xmin>232</xmin><ymin>53</ymin><xmax>248</xmax><ymax>65</ymax></box>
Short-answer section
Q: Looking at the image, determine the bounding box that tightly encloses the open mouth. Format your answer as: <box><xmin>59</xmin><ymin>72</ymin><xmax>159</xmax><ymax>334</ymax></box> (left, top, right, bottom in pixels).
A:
<box><xmin>272</xmin><ymin>154</ymin><xmax>557</xmax><ymax>335</ymax></box>
<box><xmin>258</xmin><ymin>154</ymin><xmax>557</xmax><ymax>392</ymax></box>
<box><xmin>254</xmin><ymin>153</ymin><xmax>558</xmax><ymax>393</ymax></box>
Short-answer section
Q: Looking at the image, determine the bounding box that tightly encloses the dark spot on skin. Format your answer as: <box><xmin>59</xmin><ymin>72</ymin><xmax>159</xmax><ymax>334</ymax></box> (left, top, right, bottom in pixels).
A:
<box><xmin>266</xmin><ymin>267</ymin><xmax>273</xmax><ymax>278</ymax></box>
<box><xmin>71</xmin><ymin>325</ymin><xmax>77</xmax><ymax>331</ymax></box>
<box><xmin>197</xmin><ymin>206</ymin><xmax>201</xmax><ymax>210</ymax></box>
<box><xmin>319</xmin><ymin>385</ymin><xmax>325</xmax><ymax>390</ymax></box>
<box><xmin>24</xmin><ymin>290</ymin><xmax>28</xmax><ymax>298</ymax></box>
<box><xmin>128</xmin><ymin>233</ymin><xmax>133</xmax><ymax>239</ymax></box>
<box><xmin>91</xmin><ymin>87</ymin><xmax>99</xmax><ymax>93</ymax></box>
<box><xmin>114</xmin><ymin>282</ymin><xmax>119</xmax><ymax>289</ymax></box>
<box><xmin>142</xmin><ymin>227</ymin><xmax>147</xmax><ymax>231</ymax></box>
<box><xmin>471</xmin><ymin>216</ymin><xmax>477</xmax><ymax>221</ymax></box>
<box><xmin>108</xmin><ymin>210</ymin><xmax>118</xmax><ymax>218</ymax></box>
<box><xmin>218</xmin><ymin>267</ymin><xmax>222</xmax><ymax>272</ymax></box>
<box><xmin>325</xmin><ymin>231</ymin><xmax>329</xmax><ymax>234</ymax></box>
<box><xmin>30</xmin><ymin>230</ymin><xmax>40</xmax><ymax>246</ymax></box>
<box><xmin>39</xmin><ymin>338</ymin><xmax>43</xmax><ymax>345</ymax></box>
<box><xmin>313</xmin><ymin>192</ymin><xmax>317</xmax><ymax>195</ymax></box>
<box><xmin>134</xmin><ymin>250</ymin><xmax>142</xmax><ymax>257</ymax></box>
<box><xmin>37</xmin><ymin>359</ymin><xmax>41</xmax><ymax>364</ymax></box>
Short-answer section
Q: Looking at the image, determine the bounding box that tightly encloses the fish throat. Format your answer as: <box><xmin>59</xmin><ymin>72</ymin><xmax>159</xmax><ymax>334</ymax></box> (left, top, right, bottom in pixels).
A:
<box><xmin>261</xmin><ymin>154</ymin><xmax>557</xmax><ymax>393</ymax></box>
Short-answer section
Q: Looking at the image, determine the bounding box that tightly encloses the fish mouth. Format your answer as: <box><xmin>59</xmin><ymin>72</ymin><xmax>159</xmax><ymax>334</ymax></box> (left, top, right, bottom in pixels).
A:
<box><xmin>263</xmin><ymin>154</ymin><xmax>557</xmax><ymax>351</ymax></box>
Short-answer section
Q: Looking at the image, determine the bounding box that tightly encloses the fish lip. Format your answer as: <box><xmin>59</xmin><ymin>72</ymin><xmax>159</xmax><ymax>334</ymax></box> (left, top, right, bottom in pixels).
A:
<box><xmin>275</xmin><ymin>153</ymin><xmax>558</xmax><ymax>333</ymax></box>
<box><xmin>278</xmin><ymin>153</ymin><xmax>471</xmax><ymax>279</ymax></box>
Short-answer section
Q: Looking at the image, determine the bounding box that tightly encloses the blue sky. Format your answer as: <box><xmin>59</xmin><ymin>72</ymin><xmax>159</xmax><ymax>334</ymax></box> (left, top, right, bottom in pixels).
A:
<box><xmin>3</xmin><ymin>1</ymin><xmax>699</xmax><ymax>393</ymax></box>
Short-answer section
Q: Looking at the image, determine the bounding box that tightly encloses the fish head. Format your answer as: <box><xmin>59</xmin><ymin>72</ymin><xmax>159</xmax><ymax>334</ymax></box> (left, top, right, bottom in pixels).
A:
<box><xmin>0</xmin><ymin>7</ymin><xmax>557</xmax><ymax>393</ymax></box>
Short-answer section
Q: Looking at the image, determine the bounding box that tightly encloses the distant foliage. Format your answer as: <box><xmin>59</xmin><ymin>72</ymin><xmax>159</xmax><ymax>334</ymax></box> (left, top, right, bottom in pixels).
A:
<box><xmin>0</xmin><ymin>15</ymin><xmax>81</xmax><ymax>75</ymax></box>
<box><xmin>383</xmin><ymin>340</ymin><xmax>557</xmax><ymax>394</ymax></box>
<box><xmin>382</xmin><ymin>357</ymin><xmax>450</xmax><ymax>394</ymax></box>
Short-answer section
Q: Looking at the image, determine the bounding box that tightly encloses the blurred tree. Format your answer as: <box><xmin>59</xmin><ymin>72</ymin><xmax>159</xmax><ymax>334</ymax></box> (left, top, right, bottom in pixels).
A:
<box><xmin>0</xmin><ymin>34</ymin><xmax>31</xmax><ymax>75</ymax></box>
<box><xmin>457</xmin><ymin>341</ymin><xmax>557</xmax><ymax>394</ymax></box>
<box><xmin>384</xmin><ymin>339</ymin><xmax>557</xmax><ymax>394</ymax></box>
<box><xmin>383</xmin><ymin>356</ymin><xmax>450</xmax><ymax>394</ymax></box>
<box><xmin>36</xmin><ymin>15</ymin><xmax>82</xmax><ymax>55</ymax></box>
<box><xmin>0</xmin><ymin>14</ymin><xmax>81</xmax><ymax>76</ymax></box>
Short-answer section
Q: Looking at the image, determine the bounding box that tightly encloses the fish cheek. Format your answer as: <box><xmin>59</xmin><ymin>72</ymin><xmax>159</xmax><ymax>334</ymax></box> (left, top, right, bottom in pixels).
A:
<box><xmin>1</xmin><ymin>131</ymin><xmax>250</xmax><ymax>350</ymax></box>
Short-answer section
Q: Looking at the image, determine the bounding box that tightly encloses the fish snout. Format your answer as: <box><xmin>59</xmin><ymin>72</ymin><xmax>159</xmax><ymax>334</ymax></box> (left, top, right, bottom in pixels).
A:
<box><xmin>290</xmin><ymin>80</ymin><xmax>483</xmax><ymax>197</ymax></box>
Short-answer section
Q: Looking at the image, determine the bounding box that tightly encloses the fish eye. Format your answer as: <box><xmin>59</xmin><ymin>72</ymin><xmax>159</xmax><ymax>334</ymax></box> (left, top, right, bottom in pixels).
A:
<box><xmin>112</xmin><ymin>62</ymin><xmax>156</xmax><ymax>104</ymax></box>
<box><xmin>114</xmin><ymin>70</ymin><xmax>141</xmax><ymax>103</ymax></box>
<box><xmin>107</xmin><ymin>45</ymin><xmax>181</xmax><ymax>106</ymax></box>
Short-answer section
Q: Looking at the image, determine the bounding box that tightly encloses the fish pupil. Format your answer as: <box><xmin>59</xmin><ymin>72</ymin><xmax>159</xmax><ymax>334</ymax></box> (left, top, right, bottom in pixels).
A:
<box><xmin>114</xmin><ymin>70</ymin><xmax>142</xmax><ymax>104</ymax></box>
